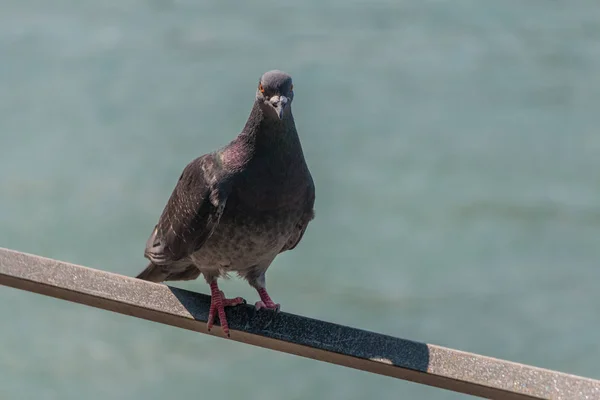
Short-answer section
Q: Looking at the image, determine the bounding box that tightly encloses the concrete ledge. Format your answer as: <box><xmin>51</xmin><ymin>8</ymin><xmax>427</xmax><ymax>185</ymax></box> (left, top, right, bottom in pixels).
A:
<box><xmin>1</xmin><ymin>247</ymin><xmax>598</xmax><ymax>399</ymax></box>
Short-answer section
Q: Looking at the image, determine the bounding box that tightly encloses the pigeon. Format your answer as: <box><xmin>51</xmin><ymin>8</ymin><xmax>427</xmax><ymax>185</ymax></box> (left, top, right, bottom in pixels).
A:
<box><xmin>136</xmin><ymin>70</ymin><xmax>315</xmax><ymax>337</ymax></box>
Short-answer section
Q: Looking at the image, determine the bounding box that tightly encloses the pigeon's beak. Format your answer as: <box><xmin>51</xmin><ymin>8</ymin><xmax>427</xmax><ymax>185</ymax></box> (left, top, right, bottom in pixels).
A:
<box><xmin>269</xmin><ymin>95</ymin><xmax>288</xmax><ymax>120</ymax></box>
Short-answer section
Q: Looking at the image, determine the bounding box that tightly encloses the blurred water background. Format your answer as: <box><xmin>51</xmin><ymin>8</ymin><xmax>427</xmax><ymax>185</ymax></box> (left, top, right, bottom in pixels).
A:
<box><xmin>1</xmin><ymin>0</ymin><xmax>600</xmax><ymax>399</ymax></box>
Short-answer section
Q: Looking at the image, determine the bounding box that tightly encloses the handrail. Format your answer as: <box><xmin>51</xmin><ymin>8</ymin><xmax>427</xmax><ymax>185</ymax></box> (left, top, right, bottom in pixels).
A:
<box><xmin>1</xmin><ymin>247</ymin><xmax>598</xmax><ymax>399</ymax></box>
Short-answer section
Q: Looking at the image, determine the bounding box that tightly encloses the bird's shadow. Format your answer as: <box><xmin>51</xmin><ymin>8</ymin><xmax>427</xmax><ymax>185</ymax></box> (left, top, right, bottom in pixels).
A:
<box><xmin>168</xmin><ymin>285</ymin><xmax>430</xmax><ymax>374</ymax></box>
<box><xmin>168</xmin><ymin>285</ymin><xmax>284</xmax><ymax>333</ymax></box>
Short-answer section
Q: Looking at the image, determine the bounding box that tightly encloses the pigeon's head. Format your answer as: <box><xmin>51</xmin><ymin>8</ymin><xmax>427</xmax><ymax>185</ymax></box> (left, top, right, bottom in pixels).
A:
<box><xmin>256</xmin><ymin>70</ymin><xmax>294</xmax><ymax>120</ymax></box>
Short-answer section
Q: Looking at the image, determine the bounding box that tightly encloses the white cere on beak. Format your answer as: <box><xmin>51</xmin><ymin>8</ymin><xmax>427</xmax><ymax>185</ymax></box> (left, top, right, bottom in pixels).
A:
<box><xmin>270</xmin><ymin>95</ymin><xmax>288</xmax><ymax>106</ymax></box>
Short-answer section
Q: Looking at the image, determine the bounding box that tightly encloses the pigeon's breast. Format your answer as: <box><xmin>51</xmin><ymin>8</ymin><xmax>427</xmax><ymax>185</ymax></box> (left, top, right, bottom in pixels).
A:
<box><xmin>191</xmin><ymin>206</ymin><xmax>303</xmax><ymax>269</ymax></box>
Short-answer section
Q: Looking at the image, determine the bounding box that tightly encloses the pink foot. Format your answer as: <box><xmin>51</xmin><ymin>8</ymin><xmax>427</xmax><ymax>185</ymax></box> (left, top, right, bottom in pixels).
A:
<box><xmin>207</xmin><ymin>281</ymin><xmax>245</xmax><ymax>337</ymax></box>
<box><xmin>255</xmin><ymin>287</ymin><xmax>281</xmax><ymax>312</ymax></box>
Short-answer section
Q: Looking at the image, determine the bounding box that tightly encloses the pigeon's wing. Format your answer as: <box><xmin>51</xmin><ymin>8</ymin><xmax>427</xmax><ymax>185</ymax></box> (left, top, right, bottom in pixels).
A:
<box><xmin>144</xmin><ymin>154</ymin><xmax>230</xmax><ymax>265</ymax></box>
<box><xmin>281</xmin><ymin>174</ymin><xmax>315</xmax><ymax>252</ymax></box>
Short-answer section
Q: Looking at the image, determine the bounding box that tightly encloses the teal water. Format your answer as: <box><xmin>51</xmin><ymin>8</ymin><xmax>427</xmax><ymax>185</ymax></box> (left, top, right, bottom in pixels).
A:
<box><xmin>1</xmin><ymin>1</ymin><xmax>600</xmax><ymax>399</ymax></box>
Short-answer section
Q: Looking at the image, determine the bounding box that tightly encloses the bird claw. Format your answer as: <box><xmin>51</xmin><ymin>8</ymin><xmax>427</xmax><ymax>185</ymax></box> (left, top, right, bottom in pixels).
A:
<box><xmin>255</xmin><ymin>287</ymin><xmax>280</xmax><ymax>312</ymax></box>
<box><xmin>222</xmin><ymin>294</ymin><xmax>246</xmax><ymax>307</ymax></box>
<box><xmin>255</xmin><ymin>301</ymin><xmax>281</xmax><ymax>312</ymax></box>
<box><xmin>207</xmin><ymin>288</ymin><xmax>246</xmax><ymax>337</ymax></box>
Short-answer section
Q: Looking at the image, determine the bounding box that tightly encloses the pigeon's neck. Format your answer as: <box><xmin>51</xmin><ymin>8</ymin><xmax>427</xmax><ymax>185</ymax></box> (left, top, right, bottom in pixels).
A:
<box><xmin>218</xmin><ymin>101</ymin><xmax>311</xmax><ymax>210</ymax></box>
<box><xmin>247</xmin><ymin>101</ymin><xmax>297</xmax><ymax>137</ymax></box>
<box><xmin>219</xmin><ymin>101</ymin><xmax>305</xmax><ymax>171</ymax></box>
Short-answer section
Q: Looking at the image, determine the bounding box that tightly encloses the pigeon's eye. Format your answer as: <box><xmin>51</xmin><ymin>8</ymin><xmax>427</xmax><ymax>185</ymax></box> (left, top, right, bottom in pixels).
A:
<box><xmin>290</xmin><ymin>84</ymin><xmax>294</xmax><ymax>91</ymax></box>
<box><xmin>259</xmin><ymin>83</ymin><xmax>265</xmax><ymax>93</ymax></box>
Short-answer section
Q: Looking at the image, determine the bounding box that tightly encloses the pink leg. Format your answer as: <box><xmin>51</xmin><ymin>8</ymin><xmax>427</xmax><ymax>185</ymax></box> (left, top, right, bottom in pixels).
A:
<box><xmin>255</xmin><ymin>287</ymin><xmax>281</xmax><ymax>312</ymax></box>
<box><xmin>207</xmin><ymin>280</ymin><xmax>245</xmax><ymax>337</ymax></box>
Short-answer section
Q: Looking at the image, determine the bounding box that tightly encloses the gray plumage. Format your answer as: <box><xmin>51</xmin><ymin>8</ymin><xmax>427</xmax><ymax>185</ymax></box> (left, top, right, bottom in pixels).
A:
<box><xmin>136</xmin><ymin>70</ymin><xmax>315</xmax><ymax>302</ymax></box>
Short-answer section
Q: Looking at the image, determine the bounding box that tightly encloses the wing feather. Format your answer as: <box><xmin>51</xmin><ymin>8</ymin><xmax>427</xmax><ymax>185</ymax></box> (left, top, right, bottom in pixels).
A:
<box><xmin>144</xmin><ymin>155</ymin><xmax>228</xmax><ymax>265</ymax></box>
<box><xmin>281</xmin><ymin>174</ymin><xmax>315</xmax><ymax>252</ymax></box>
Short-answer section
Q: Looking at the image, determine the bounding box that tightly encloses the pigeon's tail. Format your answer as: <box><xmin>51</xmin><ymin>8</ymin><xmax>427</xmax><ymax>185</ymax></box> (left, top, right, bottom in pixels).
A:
<box><xmin>136</xmin><ymin>262</ymin><xmax>202</xmax><ymax>282</ymax></box>
<box><xmin>135</xmin><ymin>262</ymin><xmax>168</xmax><ymax>283</ymax></box>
